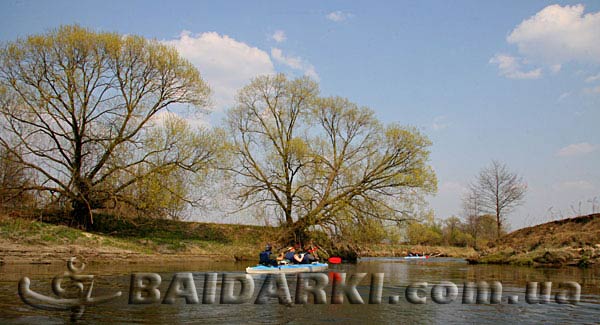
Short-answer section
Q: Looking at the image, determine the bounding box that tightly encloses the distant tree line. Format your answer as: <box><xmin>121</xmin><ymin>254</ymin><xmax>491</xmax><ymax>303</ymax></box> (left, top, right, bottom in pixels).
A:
<box><xmin>407</xmin><ymin>160</ymin><xmax>527</xmax><ymax>247</ymax></box>
<box><xmin>406</xmin><ymin>213</ymin><xmax>499</xmax><ymax>249</ymax></box>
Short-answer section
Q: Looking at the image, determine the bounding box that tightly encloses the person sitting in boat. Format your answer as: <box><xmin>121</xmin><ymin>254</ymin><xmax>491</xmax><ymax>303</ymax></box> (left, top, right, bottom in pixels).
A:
<box><xmin>296</xmin><ymin>252</ymin><xmax>310</xmax><ymax>264</ymax></box>
<box><xmin>279</xmin><ymin>246</ymin><xmax>304</xmax><ymax>264</ymax></box>
<box><xmin>277</xmin><ymin>247</ymin><xmax>293</xmax><ymax>263</ymax></box>
<box><xmin>259</xmin><ymin>244</ymin><xmax>277</xmax><ymax>266</ymax></box>
<box><xmin>298</xmin><ymin>244</ymin><xmax>318</xmax><ymax>264</ymax></box>
<box><xmin>306</xmin><ymin>242</ymin><xmax>320</xmax><ymax>260</ymax></box>
<box><xmin>275</xmin><ymin>251</ymin><xmax>286</xmax><ymax>263</ymax></box>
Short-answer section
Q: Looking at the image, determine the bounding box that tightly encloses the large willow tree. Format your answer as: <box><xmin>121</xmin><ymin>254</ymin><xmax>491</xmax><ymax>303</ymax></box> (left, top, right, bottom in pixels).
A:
<box><xmin>226</xmin><ymin>74</ymin><xmax>437</xmax><ymax>242</ymax></box>
<box><xmin>0</xmin><ymin>26</ymin><xmax>213</xmax><ymax>229</ymax></box>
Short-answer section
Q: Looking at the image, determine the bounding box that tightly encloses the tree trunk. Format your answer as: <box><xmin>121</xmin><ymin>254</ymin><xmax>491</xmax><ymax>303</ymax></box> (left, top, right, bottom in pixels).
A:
<box><xmin>71</xmin><ymin>199</ymin><xmax>93</xmax><ymax>230</ymax></box>
<box><xmin>496</xmin><ymin>211</ymin><xmax>501</xmax><ymax>239</ymax></box>
<box><xmin>284</xmin><ymin>191</ymin><xmax>294</xmax><ymax>225</ymax></box>
<box><xmin>276</xmin><ymin>219</ymin><xmax>310</xmax><ymax>248</ymax></box>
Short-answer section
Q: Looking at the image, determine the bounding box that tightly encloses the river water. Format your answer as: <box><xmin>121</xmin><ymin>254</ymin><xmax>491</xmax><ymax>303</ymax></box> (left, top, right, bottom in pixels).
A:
<box><xmin>1</xmin><ymin>257</ymin><xmax>599</xmax><ymax>324</ymax></box>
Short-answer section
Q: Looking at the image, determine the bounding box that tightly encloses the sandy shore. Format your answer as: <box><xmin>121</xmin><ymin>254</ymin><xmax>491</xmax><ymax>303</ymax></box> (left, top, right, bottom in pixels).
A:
<box><xmin>0</xmin><ymin>239</ymin><xmax>242</xmax><ymax>265</ymax></box>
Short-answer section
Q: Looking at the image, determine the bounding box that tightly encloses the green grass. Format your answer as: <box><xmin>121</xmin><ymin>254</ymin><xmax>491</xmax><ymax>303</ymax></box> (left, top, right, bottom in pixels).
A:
<box><xmin>0</xmin><ymin>216</ymin><xmax>82</xmax><ymax>245</ymax></box>
<box><xmin>0</xmin><ymin>213</ymin><xmax>277</xmax><ymax>260</ymax></box>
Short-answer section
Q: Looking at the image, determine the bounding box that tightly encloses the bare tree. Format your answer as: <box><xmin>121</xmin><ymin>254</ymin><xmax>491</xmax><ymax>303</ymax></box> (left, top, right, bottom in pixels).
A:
<box><xmin>461</xmin><ymin>190</ymin><xmax>483</xmax><ymax>248</ymax></box>
<box><xmin>225</xmin><ymin>74</ymin><xmax>437</xmax><ymax>242</ymax></box>
<box><xmin>469</xmin><ymin>160</ymin><xmax>527</xmax><ymax>238</ymax></box>
<box><xmin>0</xmin><ymin>146</ymin><xmax>33</xmax><ymax>210</ymax></box>
<box><xmin>0</xmin><ymin>26</ymin><xmax>213</xmax><ymax>228</ymax></box>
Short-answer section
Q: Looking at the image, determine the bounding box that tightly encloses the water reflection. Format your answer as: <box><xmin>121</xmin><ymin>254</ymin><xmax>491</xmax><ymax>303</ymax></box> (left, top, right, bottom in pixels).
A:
<box><xmin>0</xmin><ymin>258</ymin><xmax>598</xmax><ymax>324</ymax></box>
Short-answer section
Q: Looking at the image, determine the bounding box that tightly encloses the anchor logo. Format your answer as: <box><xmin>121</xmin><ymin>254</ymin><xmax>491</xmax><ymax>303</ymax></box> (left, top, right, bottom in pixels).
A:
<box><xmin>18</xmin><ymin>257</ymin><xmax>122</xmax><ymax>320</ymax></box>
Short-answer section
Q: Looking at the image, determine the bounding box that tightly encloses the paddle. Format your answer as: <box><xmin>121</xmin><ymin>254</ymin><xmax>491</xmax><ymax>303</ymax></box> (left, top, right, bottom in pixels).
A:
<box><xmin>328</xmin><ymin>256</ymin><xmax>342</xmax><ymax>264</ymax></box>
<box><xmin>305</xmin><ymin>243</ymin><xmax>341</xmax><ymax>264</ymax></box>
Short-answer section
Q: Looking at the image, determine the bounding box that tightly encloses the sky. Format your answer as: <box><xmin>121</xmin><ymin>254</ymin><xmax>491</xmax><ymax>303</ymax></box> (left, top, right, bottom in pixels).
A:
<box><xmin>1</xmin><ymin>0</ymin><xmax>599</xmax><ymax>229</ymax></box>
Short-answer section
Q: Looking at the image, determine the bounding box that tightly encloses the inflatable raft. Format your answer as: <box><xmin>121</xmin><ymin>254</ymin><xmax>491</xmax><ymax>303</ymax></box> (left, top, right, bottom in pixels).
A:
<box><xmin>246</xmin><ymin>262</ymin><xmax>328</xmax><ymax>274</ymax></box>
<box><xmin>403</xmin><ymin>255</ymin><xmax>429</xmax><ymax>259</ymax></box>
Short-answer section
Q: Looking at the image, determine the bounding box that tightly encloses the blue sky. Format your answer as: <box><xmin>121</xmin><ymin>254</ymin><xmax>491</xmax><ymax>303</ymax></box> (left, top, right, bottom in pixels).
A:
<box><xmin>2</xmin><ymin>1</ymin><xmax>599</xmax><ymax>228</ymax></box>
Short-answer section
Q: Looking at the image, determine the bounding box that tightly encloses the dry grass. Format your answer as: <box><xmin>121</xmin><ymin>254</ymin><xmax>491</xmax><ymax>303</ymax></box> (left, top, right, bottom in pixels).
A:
<box><xmin>475</xmin><ymin>214</ymin><xmax>600</xmax><ymax>267</ymax></box>
<box><xmin>360</xmin><ymin>243</ymin><xmax>478</xmax><ymax>259</ymax></box>
<box><xmin>0</xmin><ymin>214</ymin><xmax>277</xmax><ymax>264</ymax></box>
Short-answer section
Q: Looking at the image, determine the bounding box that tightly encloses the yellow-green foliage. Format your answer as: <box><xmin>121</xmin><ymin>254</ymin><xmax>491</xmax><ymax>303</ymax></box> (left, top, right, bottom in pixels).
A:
<box><xmin>0</xmin><ymin>25</ymin><xmax>213</xmax><ymax>229</ymax></box>
<box><xmin>405</xmin><ymin>213</ymin><xmax>500</xmax><ymax>248</ymax></box>
<box><xmin>407</xmin><ymin>220</ymin><xmax>443</xmax><ymax>246</ymax></box>
<box><xmin>226</xmin><ymin>74</ymin><xmax>437</xmax><ymax>246</ymax></box>
<box><xmin>339</xmin><ymin>218</ymin><xmax>390</xmax><ymax>245</ymax></box>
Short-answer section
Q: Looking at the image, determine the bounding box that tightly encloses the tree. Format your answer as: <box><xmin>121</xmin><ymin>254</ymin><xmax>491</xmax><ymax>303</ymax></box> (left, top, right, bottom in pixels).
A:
<box><xmin>225</xmin><ymin>74</ymin><xmax>436</xmax><ymax>242</ymax></box>
<box><xmin>114</xmin><ymin>114</ymin><xmax>220</xmax><ymax>220</ymax></box>
<box><xmin>406</xmin><ymin>214</ymin><xmax>443</xmax><ymax>246</ymax></box>
<box><xmin>461</xmin><ymin>189</ymin><xmax>483</xmax><ymax>248</ymax></box>
<box><xmin>0</xmin><ymin>25</ymin><xmax>213</xmax><ymax>229</ymax></box>
<box><xmin>0</xmin><ymin>146</ymin><xmax>34</xmax><ymax>210</ymax></box>
<box><xmin>467</xmin><ymin>160</ymin><xmax>526</xmax><ymax>238</ymax></box>
<box><xmin>443</xmin><ymin>216</ymin><xmax>464</xmax><ymax>246</ymax></box>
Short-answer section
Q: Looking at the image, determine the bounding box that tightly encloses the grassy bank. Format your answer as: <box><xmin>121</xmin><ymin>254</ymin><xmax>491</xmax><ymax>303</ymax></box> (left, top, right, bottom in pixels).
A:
<box><xmin>0</xmin><ymin>213</ymin><xmax>479</xmax><ymax>265</ymax></box>
<box><xmin>1</xmin><ymin>214</ymin><xmax>482</xmax><ymax>265</ymax></box>
<box><xmin>11</xmin><ymin>211</ymin><xmax>597</xmax><ymax>268</ymax></box>
<box><xmin>360</xmin><ymin>244</ymin><xmax>478</xmax><ymax>259</ymax></box>
<box><xmin>472</xmin><ymin>213</ymin><xmax>600</xmax><ymax>267</ymax></box>
<box><xmin>0</xmin><ymin>214</ymin><xmax>278</xmax><ymax>264</ymax></box>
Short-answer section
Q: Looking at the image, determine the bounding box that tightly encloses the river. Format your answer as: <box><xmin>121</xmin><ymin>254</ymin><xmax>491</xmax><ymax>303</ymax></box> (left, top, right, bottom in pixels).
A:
<box><xmin>1</xmin><ymin>257</ymin><xmax>599</xmax><ymax>324</ymax></box>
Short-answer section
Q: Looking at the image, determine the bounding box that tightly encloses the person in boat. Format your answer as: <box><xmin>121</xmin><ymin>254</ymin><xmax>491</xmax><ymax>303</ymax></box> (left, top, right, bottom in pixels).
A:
<box><xmin>259</xmin><ymin>244</ymin><xmax>277</xmax><ymax>266</ymax></box>
<box><xmin>299</xmin><ymin>244</ymin><xmax>319</xmax><ymax>264</ymax></box>
<box><xmin>275</xmin><ymin>247</ymin><xmax>289</xmax><ymax>264</ymax></box>
<box><xmin>306</xmin><ymin>241</ymin><xmax>320</xmax><ymax>260</ymax></box>
<box><xmin>276</xmin><ymin>247</ymin><xmax>294</xmax><ymax>264</ymax></box>
<box><xmin>279</xmin><ymin>246</ymin><xmax>304</xmax><ymax>264</ymax></box>
<box><xmin>275</xmin><ymin>251</ymin><xmax>285</xmax><ymax>262</ymax></box>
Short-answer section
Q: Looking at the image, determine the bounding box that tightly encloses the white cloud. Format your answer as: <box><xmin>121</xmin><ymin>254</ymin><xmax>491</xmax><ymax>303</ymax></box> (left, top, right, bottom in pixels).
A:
<box><xmin>556</xmin><ymin>142</ymin><xmax>597</xmax><ymax>157</ymax></box>
<box><xmin>304</xmin><ymin>66</ymin><xmax>319</xmax><ymax>81</ymax></box>
<box><xmin>507</xmin><ymin>4</ymin><xmax>600</xmax><ymax>65</ymax></box>
<box><xmin>326</xmin><ymin>11</ymin><xmax>353</xmax><ymax>22</ymax></box>
<box><xmin>550</xmin><ymin>64</ymin><xmax>562</xmax><ymax>73</ymax></box>
<box><xmin>552</xmin><ymin>180</ymin><xmax>595</xmax><ymax>191</ymax></box>
<box><xmin>271</xmin><ymin>30</ymin><xmax>286</xmax><ymax>43</ymax></box>
<box><xmin>585</xmin><ymin>73</ymin><xmax>600</xmax><ymax>83</ymax></box>
<box><xmin>432</xmin><ymin>115</ymin><xmax>450</xmax><ymax>131</ymax></box>
<box><xmin>151</xmin><ymin>110</ymin><xmax>210</xmax><ymax>130</ymax></box>
<box><xmin>489</xmin><ymin>54</ymin><xmax>542</xmax><ymax>79</ymax></box>
<box><xmin>271</xmin><ymin>48</ymin><xmax>302</xmax><ymax>70</ymax></box>
<box><xmin>558</xmin><ymin>91</ymin><xmax>572</xmax><ymax>101</ymax></box>
<box><xmin>270</xmin><ymin>48</ymin><xmax>319</xmax><ymax>81</ymax></box>
<box><xmin>583</xmin><ymin>85</ymin><xmax>600</xmax><ymax>94</ymax></box>
<box><xmin>164</xmin><ymin>31</ymin><xmax>275</xmax><ymax>110</ymax></box>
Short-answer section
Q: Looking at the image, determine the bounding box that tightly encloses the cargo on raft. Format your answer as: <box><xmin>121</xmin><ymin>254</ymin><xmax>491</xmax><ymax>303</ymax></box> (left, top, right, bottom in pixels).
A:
<box><xmin>246</xmin><ymin>262</ymin><xmax>328</xmax><ymax>274</ymax></box>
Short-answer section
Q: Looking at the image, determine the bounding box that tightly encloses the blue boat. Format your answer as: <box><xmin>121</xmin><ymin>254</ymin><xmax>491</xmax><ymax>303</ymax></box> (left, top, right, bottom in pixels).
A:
<box><xmin>403</xmin><ymin>255</ymin><xmax>429</xmax><ymax>259</ymax></box>
<box><xmin>246</xmin><ymin>262</ymin><xmax>328</xmax><ymax>274</ymax></box>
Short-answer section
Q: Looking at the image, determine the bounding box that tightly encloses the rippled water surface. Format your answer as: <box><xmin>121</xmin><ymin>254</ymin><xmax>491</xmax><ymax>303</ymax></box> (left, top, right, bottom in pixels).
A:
<box><xmin>1</xmin><ymin>257</ymin><xmax>599</xmax><ymax>324</ymax></box>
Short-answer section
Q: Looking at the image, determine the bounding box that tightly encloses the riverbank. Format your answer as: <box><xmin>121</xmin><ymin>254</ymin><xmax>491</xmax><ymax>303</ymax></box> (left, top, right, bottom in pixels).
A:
<box><xmin>5</xmin><ymin>213</ymin><xmax>598</xmax><ymax>267</ymax></box>
<box><xmin>0</xmin><ymin>214</ymin><xmax>276</xmax><ymax>264</ymax></box>
<box><xmin>0</xmin><ymin>214</ymin><xmax>478</xmax><ymax>265</ymax></box>
<box><xmin>359</xmin><ymin>244</ymin><xmax>478</xmax><ymax>259</ymax></box>
<box><xmin>471</xmin><ymin>213</ymin><xmax>600</xmax><ymax>267</ymax></box>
